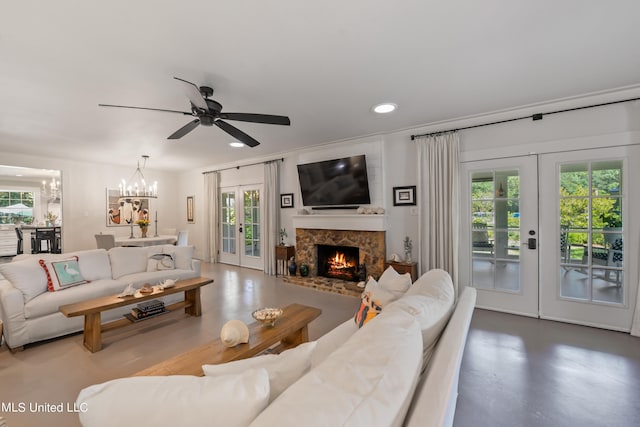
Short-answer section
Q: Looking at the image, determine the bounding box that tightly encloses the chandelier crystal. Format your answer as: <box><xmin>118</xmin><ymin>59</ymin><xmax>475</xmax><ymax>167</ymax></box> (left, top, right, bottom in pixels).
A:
<box><xmin>119</xmin><ymin>155</ymin><xmax>158</xmax><ymax>198</ymax></box>
<box><xmin>41</xmin><ymin>177</ymin><xmax>60</xmax><ymax>200</ymax></box>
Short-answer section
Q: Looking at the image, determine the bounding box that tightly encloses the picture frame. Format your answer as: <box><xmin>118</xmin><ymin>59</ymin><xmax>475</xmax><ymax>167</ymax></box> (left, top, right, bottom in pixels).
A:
<box><xmin>280</xmin><ymin>193</ymin><xmax>294</xmax><ymax>208</ymax></box>
<box><xmin>105</xmin><ymin>188</ymin><xmax>151</xmax><ymax>227</ymax></box>
<box><xmin>186</xmin><ymin>196</ymin><xmax>195</xmax><ymax>223</ymax></box>
<box><xmin>393</xmin><ymin>186</ymin><xmax>416</xmax><ymax>206</ymax></box>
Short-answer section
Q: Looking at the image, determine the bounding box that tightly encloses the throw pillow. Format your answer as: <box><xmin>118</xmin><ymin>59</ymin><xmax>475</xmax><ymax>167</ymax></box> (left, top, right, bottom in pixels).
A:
<box><xmin>163</xmin><ymin>244</ymin><xmax>194</xmax><ymax>270</ymax></box>
<box><xmin>203</xmin><ymin>341</ymin><xmax>317</xmax><ymax>402</ymax></box>
<box><xmin>0</xmin><ymin>258</ymin><xmax>48</xmax><ymax>302</ymax></box>
<box><xmin>39</xmin><ymin>257</ymin><xmax>88</xmax><ymax>292</ymax></box>
<box><xmin>77</xmin><ymin>369</ymin><xmax>270</xmax><ymax>427</ymax></box>
<box><xmin>354</xmin><ymin>276</ymin><xmax>397</xmax><ymax>328</ymax></box>
<box><xmin>146</xmin><ymin>253</ymin><xmax>176</xmax><ymax>272</ymax></box>
<box><xmin>378</xmin><ymin>265</ymin><xmax>412</xmax><ymax>298</ymax></box>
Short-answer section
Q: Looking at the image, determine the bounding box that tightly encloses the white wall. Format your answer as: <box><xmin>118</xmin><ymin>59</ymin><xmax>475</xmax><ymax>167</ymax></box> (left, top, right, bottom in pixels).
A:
<box><xmin>175</xmin><ymin>86</ymin><xmax>640</xmax><ymax>268</ymax></box>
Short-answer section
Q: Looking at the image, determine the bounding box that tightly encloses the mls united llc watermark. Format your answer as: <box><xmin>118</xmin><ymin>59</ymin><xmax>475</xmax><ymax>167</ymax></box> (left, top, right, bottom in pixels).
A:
<box><xmin>1</xmin><ymin>401</ymin><xmax>88</xmax><ymax>414</ymax></box>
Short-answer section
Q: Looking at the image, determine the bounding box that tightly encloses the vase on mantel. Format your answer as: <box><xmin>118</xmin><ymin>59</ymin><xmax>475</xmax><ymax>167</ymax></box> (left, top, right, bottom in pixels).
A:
<box><xmin>140</xmin><ymin>226</ymin><xmax>148</xmax><ymax>238</ymax></box>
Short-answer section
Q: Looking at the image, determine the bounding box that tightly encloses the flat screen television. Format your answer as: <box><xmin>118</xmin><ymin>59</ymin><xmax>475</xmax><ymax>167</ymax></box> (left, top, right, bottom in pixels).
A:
<box><xmin>297</xmin><ymin>155</ymin><xmax>371</xmax><ymax>207</ymax></box>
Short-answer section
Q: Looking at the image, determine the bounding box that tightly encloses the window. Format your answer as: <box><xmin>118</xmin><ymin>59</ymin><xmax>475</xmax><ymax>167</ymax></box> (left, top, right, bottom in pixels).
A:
<box><xmin>0</xmin><ymin>191</ymin><xmax>34</xmax><ymax>224</ymax></box>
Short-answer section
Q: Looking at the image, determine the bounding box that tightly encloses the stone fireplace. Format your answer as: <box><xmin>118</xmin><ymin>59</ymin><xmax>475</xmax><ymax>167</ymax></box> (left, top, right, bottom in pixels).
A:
<box><xmin>295</xmin><ymin>227</ymin><xmax>386</xmax><ymax>280</ymax></box>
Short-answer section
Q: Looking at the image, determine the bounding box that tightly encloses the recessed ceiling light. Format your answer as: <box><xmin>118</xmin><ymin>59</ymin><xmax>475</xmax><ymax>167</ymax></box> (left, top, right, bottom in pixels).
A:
<box><xmin>372</xmin><ymin>103</ymin><xmax>397</xmax><ymax>114</ymax></box>
<box><xmin>229</xmin><ymin>141</ymin><xmax>245</xmax><ymax>148</ymax></box>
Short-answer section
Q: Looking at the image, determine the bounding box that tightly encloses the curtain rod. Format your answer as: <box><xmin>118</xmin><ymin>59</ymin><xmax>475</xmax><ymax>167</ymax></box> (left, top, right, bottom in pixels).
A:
<box><xmin>202</xmin><ymin>157</ymin><xmax>284</xmax><ymax>174</ymax></box>
<box><xmin>410</xmin><ymin>96</ymin><xmax>640</xmax><ymax>140</ymax></box>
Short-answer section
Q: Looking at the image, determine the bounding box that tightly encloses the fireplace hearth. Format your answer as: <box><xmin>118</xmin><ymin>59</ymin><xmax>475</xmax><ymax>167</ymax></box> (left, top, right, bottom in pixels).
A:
<box><xmin>317</xmin><ymin>244</ymin><xmax>360</xmax><ymax>282</ymax></box>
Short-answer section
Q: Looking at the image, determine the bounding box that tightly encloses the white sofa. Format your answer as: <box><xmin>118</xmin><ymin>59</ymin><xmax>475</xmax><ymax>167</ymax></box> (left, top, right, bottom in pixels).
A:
<box><xmin>77</xmin><ymin>269</ymin><xmax>476</xmax><ymax>427</ymax></box>
<box><xmin>0</xmin><ymin>245</ymin><xmax>201</xmax><ymax>350</ymax></box>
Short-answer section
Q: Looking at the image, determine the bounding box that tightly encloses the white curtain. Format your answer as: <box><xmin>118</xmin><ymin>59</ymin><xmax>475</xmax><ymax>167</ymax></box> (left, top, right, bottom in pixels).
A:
<box><xmin>263</xmin><ymin>161</ymin><xmax>280</xmax><ymax>275</ymax></box>
<box><xmin>204</xmin><ymin>171</ymin><xmax>220</xmax><ymax>263</ymax></box>
<box><xmin>416</xmin><ymin>132</ymin><xmax>460</xmax><ymax>297</ymax></box>
<box><xmin>632</xmin><ymin>275</ymin><xmax>640</xmax><ymax>336</ymax></box>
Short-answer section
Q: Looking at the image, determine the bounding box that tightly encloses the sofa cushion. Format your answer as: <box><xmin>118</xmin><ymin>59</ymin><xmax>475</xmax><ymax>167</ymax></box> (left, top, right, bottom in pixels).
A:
<box><xmin>378</xmin><ymin>265</ymin><xmax>412</xmax><ymax>298</ymax></box>
<box><xmin>108</xmin><ymin>247</ymin><xmax>148</xmax><ymax>279</ymax></box>
<box><xmin>311</xmin><ymin>319</ymin><xmax>359</xmax><ymax>368</ymax></box>
<box><xmin>162</xmin><ymin>245</ymin><xmax>194</xmax><ymax>270</ymax></box>
<box><xmin>146</xmin><ymin>253</ymin><xmax>175</xmax><ymax>272</ymax></box>
<box><xmin>118</xmin><ymin>268</ymin><xmax>197</xmax><ymax>287</ymax></box>
<box><xmin>77</xmin><ymin>369</ymin><xmax>270</xmax><ymax>427</ymax></box>
<box><xmin>354</xmin><ymin>276</ymin><xmax>397</xmax><ymax>327</ymax></box>
<box><xmin>24</xmin><ymin>279</ymin><xmax>126</xmax><ymax>319</ymax></box>
<box><xmin>72</xmin><ymin>249</ymin><xmax>112</xmax><ymax>281</ymax></box>
<box><xmin>0</xmin><ymin>258</ymin><xmax>48</xmax><ymax>302</ymax></box>
<box><xmin>203</xmin><ymin>341</ymin><xmax>317</xmax><ymax>402</ymax></box>
<box><xmin>250</xmin><ymin>309</ymin><xmax>422</xmax><ymax>427</ymax></box>
<box><xmin>385</xmin><ymin>269</ymin><xmax>455</xmax><ymax>366</ymax></box>
<box><xmin>39</xmin><ymin>257</ymin><xmax>88</xmax><ymax>292</ymax></box>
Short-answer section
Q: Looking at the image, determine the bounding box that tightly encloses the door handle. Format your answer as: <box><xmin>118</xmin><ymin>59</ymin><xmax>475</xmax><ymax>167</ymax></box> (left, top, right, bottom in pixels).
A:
<box><xmin>527</xmin><ymin>238</ymin><xmax>537</xmax><ymax>249</ymax></box>
<box><xmin>239</xmin><ymin>224</ymin><xmax>243</xmax><ymax>233</ymax></box>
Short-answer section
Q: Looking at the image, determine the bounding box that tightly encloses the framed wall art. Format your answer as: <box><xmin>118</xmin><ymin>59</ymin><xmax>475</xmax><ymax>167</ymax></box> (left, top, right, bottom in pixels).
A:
<box><xmin>187</xmin><ymin>196</ymin><xmax>195</xmax><ymax>223</ymax></box>
<box><xmin>105</xmin><ymin>188</ymin><xmax>151</xmax><ymax>226</ymax></box>
<box><xmin>392</xmin><ymin>186</ymin><xmax>416</xmax><ymax>206</ymax></box>
<box><xmin>280</xmin><ymin>193</ymin><xmax>294</xmax><ymax>208</ymax></box>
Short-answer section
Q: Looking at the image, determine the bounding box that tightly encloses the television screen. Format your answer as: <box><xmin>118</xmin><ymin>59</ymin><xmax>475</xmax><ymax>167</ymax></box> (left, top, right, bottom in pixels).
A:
<box><xmin>297</xmin><ymin>155</ymin><xmax>371</xmax><ymax>207</ymax></box>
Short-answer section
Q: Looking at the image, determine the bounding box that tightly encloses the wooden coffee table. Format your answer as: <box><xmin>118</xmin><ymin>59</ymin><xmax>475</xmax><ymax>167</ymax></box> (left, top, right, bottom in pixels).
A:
<box><xmin>59</xmin><ymin>276</ymin><xmax>213</xmax><ymax>353</ymax></box>
<box><xmin>133</xmin><ymin>303</ymin><xmax>322</xmax><ymax>377</ymax></box>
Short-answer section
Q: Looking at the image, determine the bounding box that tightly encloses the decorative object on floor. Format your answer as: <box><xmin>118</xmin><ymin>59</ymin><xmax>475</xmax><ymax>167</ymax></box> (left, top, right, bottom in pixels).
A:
<box><xmin>358</xmin><ymin>264</ymin><xmax>367</xmax><ymax>281</ymax></box>
<box><xmin>186</xmin><ymin>196</ymin><xmax>195</xmax><ymax>223</ymax></box>
<box><xmin>220</xmin><ymin>319</ymin><xmax>250</xmax><ymax>347</ymax></box>
<box><xmin>403</xmin><ymin>236</ymin><xmax>413</xmax><ymax>262</ymax></box>
<box><xmin>99</xmin><ymin>77</ymin><xmax>291</xmax><ymax>147</ymax></box>
<box><xmin>288</xmin><ymin>258</ymin><xmax>297</xmax><ymax>275</ymax></box>
<box><xmin>137</xmin><ymin>219</ymin><xmax>150</xmax><ymax>237</ymax></box>
<box><xmin>118</xmin><ymin>155</ymin><xmax>158</xmax><ymax>199</ymax></box>
<box><xmin>252</xmin><ymin>308</ymin><xmax>284</xmax><ymax>327</ymax></box>
<box><xmin>279</xmin><ymin>228</ymin><xmax>287</xmax><ymax>245</ymax></box>
<box><xmin>280</xmin><ymin>193</ymin><xmax>294</xmax><ymax>208</ymax></box>
<box><xmin>299</xmin><ymin>264</ymin><xmax>309</xmax><ymax>277</ymax></box>
<box><xmin>393</xmin><ymin>185</ymin><xmax>417</xmax><ymax>206</ymax></box>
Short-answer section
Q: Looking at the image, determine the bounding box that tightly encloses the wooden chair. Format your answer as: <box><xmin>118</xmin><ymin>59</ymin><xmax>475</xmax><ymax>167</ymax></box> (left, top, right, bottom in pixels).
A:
<box><xmin>32</xmin><ymin>228</ymin><xmax>56</xmax><ymax>254</ymax></box>
<box><xmin>472</xmin><ymin>223</ymin><xmax>494</xmax><ymax>256</ymax></box>
<box><xmin>14</xmin><ymin>227</ymin><xmax>23</xmax><ymax>255</ymax></box>
<box><xmin>94</xmin><ymin>233</ymin><xmax>116</xmax><ymax>250</ymax></box>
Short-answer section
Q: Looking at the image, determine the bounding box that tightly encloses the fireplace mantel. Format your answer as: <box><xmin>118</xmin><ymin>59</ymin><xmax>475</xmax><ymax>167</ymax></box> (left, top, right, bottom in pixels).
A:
<box><xmin>292</xmin><ymin>214</ymin><xmax>387</xmax><ymax>232</ymax></box>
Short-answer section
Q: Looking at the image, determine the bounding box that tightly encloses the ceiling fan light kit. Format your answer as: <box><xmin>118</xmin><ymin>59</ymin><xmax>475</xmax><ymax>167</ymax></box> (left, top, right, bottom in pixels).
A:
<box><xmin>100</xmin><ymin>77</ymin><xmax>291</xmax><ymax>148</ymax></box>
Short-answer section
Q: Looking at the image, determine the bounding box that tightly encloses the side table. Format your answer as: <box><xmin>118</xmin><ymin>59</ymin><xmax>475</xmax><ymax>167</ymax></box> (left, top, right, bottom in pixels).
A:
<box><xmin>276</xmin><ymin>245</ymin><xmax>295</xmax><ymax>276</ymax></box>
<box><xmin>384</xmin><ymin>261</ymin><xmax>418</xmax><ymax>282</ymax></box>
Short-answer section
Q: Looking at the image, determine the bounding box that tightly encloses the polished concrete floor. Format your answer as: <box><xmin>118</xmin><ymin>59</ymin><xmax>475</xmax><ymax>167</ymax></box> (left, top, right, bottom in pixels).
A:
<box><xmin>1</xmin><ymin>262</ymin><xmax>639</xmax><ymax>427</ymax></box>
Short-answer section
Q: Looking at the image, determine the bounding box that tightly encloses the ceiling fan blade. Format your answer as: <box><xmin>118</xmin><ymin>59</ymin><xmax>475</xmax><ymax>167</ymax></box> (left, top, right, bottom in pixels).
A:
<box><xmin>98</xmin><ymin>104</ymin><xmax>192</xmax><ymax>115</ymax></box>
<box><xmin>214</xmin><ymin>120</ymin><xmax>260</xmax><ymax>147</ymax></box>
<box><xmin>173</xmin><ymin>77</ymin><xmax>209</xmax><ymax>111</ymax></box>
<box><xmin>218</xmin><ymin>113</ymin><xmax>291</xmax><ymax>126</ymax></box>
<box><xmin>168</xmin><ymin>119</ymin><xmax>201</xmax><ymax>139</ymax></box>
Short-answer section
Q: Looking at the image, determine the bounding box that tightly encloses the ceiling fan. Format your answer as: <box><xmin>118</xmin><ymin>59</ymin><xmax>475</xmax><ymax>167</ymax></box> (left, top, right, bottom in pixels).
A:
<box><xmin>99</xmin><ymin>77</ymin><xmax>291</xmax><ymax>147</ymax></box>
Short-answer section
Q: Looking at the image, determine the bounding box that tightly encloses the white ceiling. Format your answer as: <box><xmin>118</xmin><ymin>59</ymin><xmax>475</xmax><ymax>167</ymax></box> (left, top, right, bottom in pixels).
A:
<box><xmin>2</xmin><ymin>1</ymin><xmax>640</xmax><ymax>171</ymax></box>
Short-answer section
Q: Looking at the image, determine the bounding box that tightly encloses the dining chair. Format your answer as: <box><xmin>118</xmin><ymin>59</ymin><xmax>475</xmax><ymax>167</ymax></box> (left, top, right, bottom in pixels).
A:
<box><xmin>94</xmin><ymin>233</ymin><xmax>116</xmax><ymax>250</ymax></box>
<box><xmin>53</xmin><ymin>226</ymin><xmax>62</xmax><ymax>254</ymax></box>
<box><xmin>176</xmin><ymin>230</ymin><xmax>188</xmax><ymax>246</ymax></box>
<box><xmin>14</xmin><ymin>227</ymin><xmax>23</xmax><ymax>255</ymax></box>
<box><xmin>32</xmin><ymin>228</ymin><xmax>56</xmax><ymax>254</ymax></box>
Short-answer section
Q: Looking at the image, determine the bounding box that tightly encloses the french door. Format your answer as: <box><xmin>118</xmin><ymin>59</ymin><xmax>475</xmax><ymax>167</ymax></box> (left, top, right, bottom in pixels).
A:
<box><xmin>539</xmin><ymin>146</ymin><xmax>639</xmax><ymax>331</ymax></box>
<box><xmin>460</xmin><ymin>155</ymin><xmax>539</xmax><ymax>317</ymax></box>
<box><xmin>219</xmin><ymin>185</ymin><xmax>264</xmax><ymax>270</ymax></box>
<box><xmin>462</xmin><ymin>147</ymin><xmax>639</xmax><ymax>332</ymax></box>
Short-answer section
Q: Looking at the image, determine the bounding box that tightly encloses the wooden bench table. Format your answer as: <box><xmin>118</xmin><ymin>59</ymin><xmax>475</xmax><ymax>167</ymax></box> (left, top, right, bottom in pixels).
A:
<box><xmin>133</xmin><ymin>303</ymin><xmax>321</xmax><ymax>377</ymax></box>
<box><xmin>59</xmin><ymin>276</ymin><xmax>213</xmax><ymax>353</ymax></box>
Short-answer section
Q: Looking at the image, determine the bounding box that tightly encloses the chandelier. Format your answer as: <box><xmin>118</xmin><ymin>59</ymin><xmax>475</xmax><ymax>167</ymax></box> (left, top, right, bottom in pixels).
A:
<box><xmin>119</xmin><ymin>155</ymin><xmax>158</xmax><ymax>198</ymax></box>
<box><xmin>42</xmin><ymin>177</ymin><xmax>61</xmax><ymax>200</ymax></box>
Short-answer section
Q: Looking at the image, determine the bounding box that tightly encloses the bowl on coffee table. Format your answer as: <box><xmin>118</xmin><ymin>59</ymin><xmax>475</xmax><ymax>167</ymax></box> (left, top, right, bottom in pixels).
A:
<box><xmin>252</xmin><ymin>307</ymin><xmax>283</xmax><ymax>327</ymax></box>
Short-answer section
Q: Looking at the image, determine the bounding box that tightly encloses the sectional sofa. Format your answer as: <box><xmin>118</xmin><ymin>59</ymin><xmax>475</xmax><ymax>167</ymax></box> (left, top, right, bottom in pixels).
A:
<box><xmin>0</xmin><ymin>245</ymin><xmax>200</xmax><ymax>350</ymax></box>
<box><xmin>77</xmin><ymin>268</ymin><xmax>477</xmax><ymax>427</ymax></box>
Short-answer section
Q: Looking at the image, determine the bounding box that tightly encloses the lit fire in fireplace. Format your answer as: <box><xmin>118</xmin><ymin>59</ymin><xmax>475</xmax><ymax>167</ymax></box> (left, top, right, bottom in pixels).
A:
<box><xmin>327</xmin><ymin>251</ymin><xmax>356</xmax><ymax>273</ymax></box>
